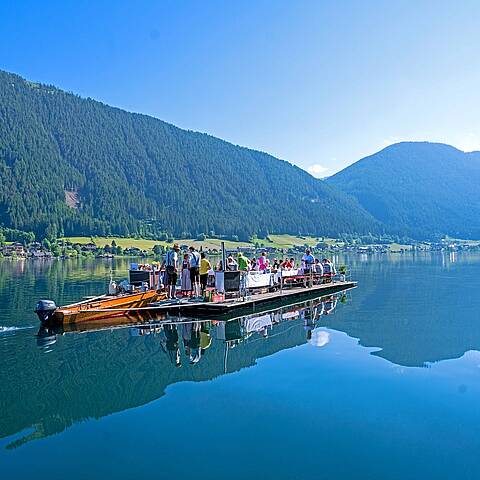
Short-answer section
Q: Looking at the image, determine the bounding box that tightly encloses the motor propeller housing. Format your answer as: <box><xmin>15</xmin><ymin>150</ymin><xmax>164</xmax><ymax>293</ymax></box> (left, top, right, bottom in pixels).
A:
<box><xmin>34</xmin><ymin>299</ymin><xmax>57</xmax><ymax>324</ymax></box>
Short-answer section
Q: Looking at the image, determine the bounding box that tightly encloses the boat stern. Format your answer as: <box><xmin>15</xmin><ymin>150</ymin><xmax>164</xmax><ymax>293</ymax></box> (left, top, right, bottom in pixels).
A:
<box><xmin>34</xmin><ymin>299</ymin><xmax>58</xmax><ymax>324</ymax></box>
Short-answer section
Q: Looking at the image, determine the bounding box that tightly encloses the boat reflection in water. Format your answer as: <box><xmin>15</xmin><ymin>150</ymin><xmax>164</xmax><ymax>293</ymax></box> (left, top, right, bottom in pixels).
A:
<box><xmin>1</xmin><ymin>293</ymin><xmax>342</xmax><ymax>449</ymax></box>
<box><xmin>37</xmin><ymin>293</ymin><xmax>341</xmax><ymax>369</ymax></box>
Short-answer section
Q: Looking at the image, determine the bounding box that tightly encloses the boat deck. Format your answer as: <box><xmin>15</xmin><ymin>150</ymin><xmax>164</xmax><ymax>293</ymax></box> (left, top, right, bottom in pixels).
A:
<box><xmin>153</xmin><ymin>280</ymin><xmax>357</xmax><ymax>317</ymax></box>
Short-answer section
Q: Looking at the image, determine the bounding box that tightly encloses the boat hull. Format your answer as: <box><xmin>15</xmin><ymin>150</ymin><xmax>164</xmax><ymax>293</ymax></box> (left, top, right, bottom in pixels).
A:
<box><xmin>51</xmin><ymin>289</ymin><xmax>167</xmax><ymax>324</ymax></box>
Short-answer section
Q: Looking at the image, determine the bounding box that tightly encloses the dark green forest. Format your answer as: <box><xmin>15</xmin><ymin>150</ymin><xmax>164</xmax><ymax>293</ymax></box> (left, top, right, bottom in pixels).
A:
<box><xmin>0</xmin><ymin>70</ymin><xmax>379</xmax><ymax>241</ymax></box>
<box><xmin>327</xmin><ymin>142</ymin><xmax>480</xmax><ymax>239</ymax></box>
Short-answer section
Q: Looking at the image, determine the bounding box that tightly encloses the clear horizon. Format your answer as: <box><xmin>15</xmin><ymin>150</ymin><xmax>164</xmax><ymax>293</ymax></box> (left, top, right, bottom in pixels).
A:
<box><xmin>1</xmin><ymin>0</ymin><xmax>479</xmax><ymax>177</ymax></box>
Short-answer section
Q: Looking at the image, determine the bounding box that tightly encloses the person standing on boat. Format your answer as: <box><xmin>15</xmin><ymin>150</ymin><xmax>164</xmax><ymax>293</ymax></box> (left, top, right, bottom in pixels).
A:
<box><xmin>302</xmin><ymin>249</ymin><xmax>315</xmax><ymax>273</ymax></box>
<box><xmin>181</xmin><ymin>253</ymin><xmax>192</xmax><ymax>296</ymax></box>
<box><xmin>165</xmin><ymin>243</ymin><xmax>180</xmax><ymax>299</ymax></box>
<box><xmin>302</xmin><ymin>248</ymin><xmax>315</xmax><ymax>287</ymax></box>
<box><xmin>188</xmin><ymin>246</ymin><xmax>201</xmax><ymax>298</ymax></box>
<box><xmin>237</xmin><ymin>252</ymin><xmax>249</xmax><ymax>296</ymax></box>
<box><xmin>237</xmin><ymin>252</ymin><xmax>249</xmax><ymax>271</ymax></box>
<box><xmin>258</xmin><ymin>251</ymin><xmax>269</xmax><ymax>272</ymax></box>
<box><xmin>199</xmin><ymin>252</ymin><xmax>211</xmax><ymax>294</ymax></box>
<box><xmin>226</xmin><ymin>254</ymin><xmax>238</xmax><ymax>271</ymax></box>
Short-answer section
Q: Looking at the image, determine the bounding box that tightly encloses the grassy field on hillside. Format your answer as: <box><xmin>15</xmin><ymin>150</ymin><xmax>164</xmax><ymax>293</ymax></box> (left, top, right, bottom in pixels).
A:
<box><xmin>174</xmin><ymin>239</ymin><xmax>253</xmax><ymax>249</ymax></box>
<box><xmin>265</xmin><ymin>234</ymin><xmax>342</xmax><ymax>248</ymax></box>
<box><xmin>36</xmin><ymin>235</ymin><xmax>443</xmax><ymax>253</ymax></box>
<box><xmin>64</xmin><ymin>237</ymin><xmax>162</xmax><ymax>250</ymax></box>
<box><xmin>265</xmin><ymin>234</ymin><xmax>320</xmax><ymax>248</ymax></box>
<box><xmin>63</xmin><ymin>236</ymin><xmax>255</xmax><ymax>250</ymax></box>
<box><xmin>61</xmin><ymin>235</ymin><xmax>328</xmax><ymax>251</ymax></box>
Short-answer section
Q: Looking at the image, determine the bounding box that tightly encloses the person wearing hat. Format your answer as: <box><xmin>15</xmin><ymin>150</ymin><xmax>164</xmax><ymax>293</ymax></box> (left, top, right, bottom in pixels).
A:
<box><xmin>165</xmin><ymin>243</ymin><xmax>180</xmax><ymax>299</ymax></box>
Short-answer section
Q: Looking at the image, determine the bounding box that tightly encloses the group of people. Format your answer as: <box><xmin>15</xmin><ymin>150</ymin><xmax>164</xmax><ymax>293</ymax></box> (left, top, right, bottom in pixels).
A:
<box><xmin>224</xmin><ymin>251</ymin><xmax>296</xmax><ymax>272</ymax></box>
<box><xmin>225</xmin><ymin>248</ymin><xmax>336</xmax><ymax>276</ymax></box>
<box><xmin>162</xmin><ymin>244</ymin><xmax>336</xmax><ymax>299</ymax></box>
<box><xmin>300</xmin><ymin>249</ymin><xmax>336</xmax><ymax>277</ymax></box>
<box><xmin>162</xmin><ymin>243</ymin><xmax>212</xmax><ymax>299</ymax></box>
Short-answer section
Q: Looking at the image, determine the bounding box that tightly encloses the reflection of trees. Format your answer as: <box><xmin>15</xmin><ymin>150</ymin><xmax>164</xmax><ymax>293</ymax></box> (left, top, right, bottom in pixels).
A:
<box><xmin>324</xmin><ymin>253</ymin><xmax>480</xmax><ymax>367</ymax></box>
<box><xmin>3</xmin><ymin>252</ymin><xmax>480</xmax><ymax>450</ymax></box>
<box><xmin>0</xmin><ymin>314</ymin><xmax>310</xmax><ymax>448</ymax></box>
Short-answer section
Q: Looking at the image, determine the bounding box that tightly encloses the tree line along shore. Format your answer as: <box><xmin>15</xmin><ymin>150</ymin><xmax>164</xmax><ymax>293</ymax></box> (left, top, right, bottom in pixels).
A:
<box><xmin>1</xmin><ymin>233</ymin><xmax>479</xmax><ymax>260</ymax></box>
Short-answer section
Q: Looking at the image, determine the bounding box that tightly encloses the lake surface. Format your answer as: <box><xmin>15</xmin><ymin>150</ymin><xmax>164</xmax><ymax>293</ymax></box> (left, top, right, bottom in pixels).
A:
<box><xmin>1</xmin><ymin>252</ymin><xmax>480</xmax><ymax>479</ymax></box>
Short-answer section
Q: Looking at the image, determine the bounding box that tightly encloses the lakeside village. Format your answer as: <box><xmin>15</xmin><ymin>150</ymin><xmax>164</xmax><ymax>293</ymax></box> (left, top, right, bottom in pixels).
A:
<box><xmin>2</xmin><ymin>233</ymin><xmax>480</xmax><ymax>260</ymax></box>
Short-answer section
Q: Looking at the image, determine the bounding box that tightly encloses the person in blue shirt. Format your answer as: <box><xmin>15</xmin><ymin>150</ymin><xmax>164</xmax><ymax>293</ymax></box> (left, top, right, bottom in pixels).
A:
<box><xmin>302</xmin><ymin>248</ymin><xmax>315</xmax><ymax>287</ymax></box>
<box><xmin>302</xmin><ymin>249</ymin><xmax>315</xmax><ymax>272</ymax></box>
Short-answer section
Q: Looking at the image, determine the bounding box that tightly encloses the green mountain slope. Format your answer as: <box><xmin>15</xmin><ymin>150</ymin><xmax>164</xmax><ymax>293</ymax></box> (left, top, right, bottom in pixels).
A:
<box><xmin>0</xmin><ymin>70</ymin><xmax>378</xmax><ymax>240</ymax></box>
<box><xmin>327</xmin><ymin>142</ymin><xmax>480</xmax><ymax>239</ymax></box>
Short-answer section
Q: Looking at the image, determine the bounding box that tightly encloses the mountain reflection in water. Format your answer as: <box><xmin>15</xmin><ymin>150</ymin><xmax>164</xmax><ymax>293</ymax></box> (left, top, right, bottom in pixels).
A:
<box><xmin>0</xmin><ymin>294</ymin><xmax>340</xmax><ymax>449</ymax></box>
<box><xmin>2</xmin><ymin>252</ymin><xmax>480</xmax><ymax>470</ymax></box>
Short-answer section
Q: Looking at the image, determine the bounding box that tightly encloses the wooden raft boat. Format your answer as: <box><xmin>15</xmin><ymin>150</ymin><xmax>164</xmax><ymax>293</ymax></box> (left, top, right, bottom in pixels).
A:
<box><xmin>35</xmin><ymin>264</ymin><xmax>168</xmax><ymax>325</ymax></box>
<box><xmin>35</xmin><ymin>289</ymin><xmax>167</xmax><ymax>325</ymax></box>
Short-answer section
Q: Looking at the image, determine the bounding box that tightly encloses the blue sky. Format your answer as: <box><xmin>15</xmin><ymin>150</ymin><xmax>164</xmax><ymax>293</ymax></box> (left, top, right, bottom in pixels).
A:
<box><xmin>1</xmin><ymin>0</ymin><xmax>479</xmax><ymax>176</ymax></box>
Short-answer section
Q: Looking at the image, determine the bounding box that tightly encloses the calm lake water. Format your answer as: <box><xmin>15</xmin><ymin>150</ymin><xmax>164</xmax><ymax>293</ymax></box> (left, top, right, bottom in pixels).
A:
<box><xmin>1</xmin><ymin>252</ymin><xmax>480</xmax><ymax>479</ymax></box>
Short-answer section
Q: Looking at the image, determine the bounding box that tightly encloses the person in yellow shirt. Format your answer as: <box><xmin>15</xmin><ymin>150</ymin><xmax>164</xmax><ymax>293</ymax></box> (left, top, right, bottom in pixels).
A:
<box><xmin>199</xmin><ymin>252</ymin><xmax>211</xmax><ymax>294</ymax></box>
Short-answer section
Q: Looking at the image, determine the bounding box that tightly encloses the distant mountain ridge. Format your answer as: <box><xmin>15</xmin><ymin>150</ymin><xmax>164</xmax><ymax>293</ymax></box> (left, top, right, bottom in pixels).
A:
<box><xmin>0</xmin><ymin>69</ymin><xmax>378</xmax><ymax>240</ymax></box>
<box><xmin>327</xmin><ymin>142</ymin><xmax>480</xmax><ymax>239</ymax></box>
<box><xmin>2</xmin><ymin>69</ymin><xmax>478</xmax><ymax>242</ymax></box>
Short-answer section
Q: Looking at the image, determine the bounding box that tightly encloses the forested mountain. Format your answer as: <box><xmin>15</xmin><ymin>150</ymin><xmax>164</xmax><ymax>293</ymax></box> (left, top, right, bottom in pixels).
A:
<box><xmin>0</xmin><ymin>69</ymin><xmax>379</xmax><ymax>240</ymax></box>
<box><xmin>327</xmin><ymin>142</ymin><xmax>480</xmax><ymax>239</ymax></box>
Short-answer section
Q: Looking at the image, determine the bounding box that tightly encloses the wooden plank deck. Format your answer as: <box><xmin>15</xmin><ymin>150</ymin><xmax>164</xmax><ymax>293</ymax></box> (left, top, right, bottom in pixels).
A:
<box><xmin>155</xmin><ymin>281</ymin><xmax>357</xmax><ymax>317</ymax></box>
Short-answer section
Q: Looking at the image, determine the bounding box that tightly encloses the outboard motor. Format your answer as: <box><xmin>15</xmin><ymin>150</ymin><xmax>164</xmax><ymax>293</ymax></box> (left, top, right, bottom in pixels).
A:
<box><xmin>34</xmin><ymin>299</ymin><xmax>57</xmax><ymax>324</ymax></box>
